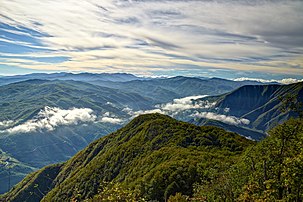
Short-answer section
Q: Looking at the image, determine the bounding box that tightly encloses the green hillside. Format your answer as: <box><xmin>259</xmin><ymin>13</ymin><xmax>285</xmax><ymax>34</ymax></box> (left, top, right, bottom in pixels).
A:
<box><xmin>2</xmin><ymin>113</ymin><xmax>253</xmax><ymax>202</ymax></box>
<box><xmin>193</xmin><ymin>118</ymin><xmax>303</xmax><ymax>201</ymax></box>
<box><xmin>0</xmin><ymin>150</ymin><xmax>35</xmax><ymax>195</ymax></box>
<box><xmin>0</xmin><ymin>79</ymin><xmax>148</xmax><ymax>193</ymax></box>
<box><xmin>2</xmin><ymin>114</ymin><xmax>303</xmax><ymax>201</ymax></box>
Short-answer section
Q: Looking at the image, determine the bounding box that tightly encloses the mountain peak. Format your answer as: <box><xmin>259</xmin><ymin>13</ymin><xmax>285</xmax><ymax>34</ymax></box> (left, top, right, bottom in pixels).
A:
<box><xmin>3</xmin><ymin>114</ymin><xmax>252</xmax><ymax>202</ymax></box>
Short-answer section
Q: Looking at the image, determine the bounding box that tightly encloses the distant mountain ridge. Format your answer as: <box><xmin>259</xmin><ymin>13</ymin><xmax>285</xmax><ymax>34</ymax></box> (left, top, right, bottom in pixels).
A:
<box><xmin>0</xmin><ymin>72</ymin><xmax>143</xmax><ymax>86</ymax></box>
<box><xmin>197</xmin><ymin>82</ymin><xmax>303</xmax><ymax>132</ymax></box>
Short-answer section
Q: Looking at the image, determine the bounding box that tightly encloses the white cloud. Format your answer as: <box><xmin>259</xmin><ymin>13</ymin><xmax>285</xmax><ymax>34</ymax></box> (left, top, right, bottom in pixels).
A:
<box><xmin>0</xmin><ymin>120</ymin><xmax>14</xmax><ymax>129</ymax></box>
<box><xmin>130</xmin><ymin>109</ymin><xmax>164</xmax><ymax>117</ymax></box>
<box><xmin>2</xmin><ymin>106</ymin><xmax>96</xmax><ymax>134</ymax></box>
<box><xmin>99</xmin><ymin>112</ymin><xmax>123</xmax><ymax>124</ymax></box>
<box><xmin>100</xmin><ymin>117</ymin><xmax>123</xmax><ymax>124</ymax></box>
<box><xmin>234</xmin><ymin>77</ymin><xmax>303</xmax><ymax>84</ymax></box>
<box><xmin>158</xmin><ymin>95</ymin><xmax>210</xmax><ymax>112</ymax></box>
<box><xmin>191</xmin><ymin>112</ymin><xmax>250</xmax><ymax>126</ymax></box>
<box><xmin>123</xmin><ymin>95</ymin><xmax>216</xmax><ymax>118</ymax></box>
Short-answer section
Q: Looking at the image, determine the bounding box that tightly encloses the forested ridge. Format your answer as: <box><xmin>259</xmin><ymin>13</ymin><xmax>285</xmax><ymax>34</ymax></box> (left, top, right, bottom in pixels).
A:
<box><xmin>1</xmin><ymin>114</ymin><xmax>302</xmax><ymax>201</ymax></box>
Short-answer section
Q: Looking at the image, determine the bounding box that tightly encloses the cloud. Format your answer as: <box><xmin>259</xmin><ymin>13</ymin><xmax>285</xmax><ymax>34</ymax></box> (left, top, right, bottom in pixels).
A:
<box><xmin>0</xmin><ymin>0</ymin><xmax>303</xmax><ymax>76</ymax></box>
<box><xmin>124</xmin><ymin>95</ymin><xmax>215</xmax><ymax>117</ymax></box>
<box><xmin>191</xmin><ymin>112</ymin><xmax>250</xmax><ymax>126</ymax></box>
<box><xmin>2</xmin><ymin>106</ymin><xmax>97</xmax><ymax>134</ymax></box>
<box><xmin>234</xmin><ymin>77</ymin><xmax>303</xmax><ymax>84</ymax></box>
<box><xmin>127</xmin><ymin>109</ymin><xmax>164</xmax><ymax>117</ymax></box>
<box><xmin>99</xmin><ymin>112</ymin><xmax>123</xmax><ymax>124</ymax></box>
<box><xmin>100</xmin><ymin>117</ymin><xmax>123</xmax><ymax>124</ymax></box>
<box><xmin>0</xmin><ymin>120</ymin><xmax>14</xmax><ymax>129</ymax></box>
<box><xmin>157</xmin><ymin>95</ymin><xmax>210</xmax><ymax>112</ymax></box>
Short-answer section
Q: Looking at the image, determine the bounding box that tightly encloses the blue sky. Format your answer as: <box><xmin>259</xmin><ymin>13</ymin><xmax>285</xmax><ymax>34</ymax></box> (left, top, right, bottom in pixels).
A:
<box><xmin>0</xmin><ymin>0</ymin><xmax>302</xmax><ymax>80</ymax></box>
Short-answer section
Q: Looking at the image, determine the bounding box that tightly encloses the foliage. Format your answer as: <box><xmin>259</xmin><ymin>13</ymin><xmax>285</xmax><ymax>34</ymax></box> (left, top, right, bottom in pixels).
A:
<box><xmin>168</xmin><ymin>193</ymin><xmax>189</xmax><ymax>202</ymax></box>
<box><xmin>2</xmin><ymin>113</ymin><xmax>252</xmax><ymax>202</ymax></box>
<box><xmin>279</xmin><ymin>93</ymin><xmax>303</xmax><ymax>118</ymax></box>
<box><xmin>1</xmin><ymin>164</ymin><xmax>62</xmax><ymax>202</ymax></box>
<box><xmin>84</xmin><ymin>181</ymin><xmax>146</xmax><ymax>202</ymax></box>
<box><xmin>194</xmin><ymin>118</ymin><xmax>303</xmax><ymax>201</ymax></box>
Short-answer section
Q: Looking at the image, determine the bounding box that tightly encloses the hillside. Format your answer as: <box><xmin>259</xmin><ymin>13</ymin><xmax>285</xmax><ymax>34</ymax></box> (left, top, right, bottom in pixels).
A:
<box><xmin>0</xmin><ymin>150</ymin><xmax>35</xmax><ymax>195</ymax></box>
<box><xmin>195</xmin><ymin>82</ymin><xmax>303</xmax><ymax>133</ymax></box>
<box><xmin>193</xmin><ymin>118</ymin><xmax>303</xmax><ymax>201</ymax></box>
<box><xmin>90</xmin><ymin>76</ymin><xmax>262</xmax><ymax>103</ymax></box>
<box><xmin>0</xmin><ymin>77</ymin><xmax>262</xmax><ymax>194</ymax></box>
<box><xmin>0</xmin><ymin>79</ymin><xmax>149</xmax><ymax>193</ymax></box>
<box><xmin>1</xmin><ymin>113</ymin><xmax>253</xmax><ymax>202</ymax></box>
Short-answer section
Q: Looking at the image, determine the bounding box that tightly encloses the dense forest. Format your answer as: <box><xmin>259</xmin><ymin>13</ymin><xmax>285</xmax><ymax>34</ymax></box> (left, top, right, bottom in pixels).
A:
<box><xmin>1</xmin><ymin>113</ymin><xmax>302</xmax><ymax>201</ymax></box>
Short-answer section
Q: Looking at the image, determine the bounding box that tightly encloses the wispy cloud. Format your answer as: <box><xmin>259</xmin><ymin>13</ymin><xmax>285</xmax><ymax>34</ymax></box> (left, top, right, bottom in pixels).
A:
<box><xmin>234</xmin><ymin>77</ymin><xmax>303</xmax><ymax>84</ymax></box>
<box><xmin>0</xmin><ymin>0</ymin><xmax>302</xmax><ymax>76</ymax></box>
<box><xmin>2</xmin><ymin>106</ymin><xmax>97</xmax><ymax>134</ymax></box>
<box><xmin>191</xmin><ymin>112</ymin><xmax>250</xmax><ymax>126</ymax></box>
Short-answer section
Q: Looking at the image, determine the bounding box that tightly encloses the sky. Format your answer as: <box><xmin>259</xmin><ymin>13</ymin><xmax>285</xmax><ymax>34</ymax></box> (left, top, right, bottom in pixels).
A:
<box><xmin>0</xmin><ymin>0</ymin><xmax>303</xmax><ymax>80</ymax></box>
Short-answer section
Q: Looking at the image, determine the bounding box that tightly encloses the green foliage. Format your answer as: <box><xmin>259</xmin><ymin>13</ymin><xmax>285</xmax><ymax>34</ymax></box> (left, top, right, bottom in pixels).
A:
<box><xmin>194</xmin><ymin>118</ymin><xmax>303</xmax><ymax>201</ymax></box>
<box><xmin>4</xmin><ymin>114</ymin><xmax>303</xmax><ymax>202</ymax></box>
<box><xmin>168</xmin><ymin>193</ymin><xmax>189</xmax><ymax>202</ymax></box>
<box><xmin>0</xmin><ymin>150</ymin><xmax>36</xmax><ymax>195</ymax></box>
<box><xmin>279</xmin><ymin>93</ymin><xmax>303</xmax><ymax>118</ymax></box>
<box><xmin>2</xmin><ymin>113</ymin><xmax>252</xmax><ymax>202</ymax></box>
<box><xmin>85</xmin><ymin>181</ymin><xmax>146</xmax><ymax>202</ymax></box>
<box><xmin>239</xmin><ymin>118</ymin><xmax>303</xmax><ymax>201</ymax></box>
<box><xmin>1</xmin><ymin>163</ymin><xmax>62</xmax><ymax>202</ymax></box>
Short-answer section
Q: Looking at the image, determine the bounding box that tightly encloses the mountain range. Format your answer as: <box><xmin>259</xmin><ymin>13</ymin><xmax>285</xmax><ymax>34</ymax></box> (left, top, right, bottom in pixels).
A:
<box><xmin>194</xmin><ymin>82</ymin><xmax>303</xmax><ymax>135</ymax></box>
<box><xmin>2</xmin><ymin>114</ymin><xmax>302</xmax><ymax>201</ymax></box>
<box><xmin>0</xmin><ymin>72</ymin><xmax>301</xmax><ymax>194</ymax></box>
<box><xmin>1</xmin><ymin>114</ymin><xmax>253</xmax><ymax>202</ymax></box>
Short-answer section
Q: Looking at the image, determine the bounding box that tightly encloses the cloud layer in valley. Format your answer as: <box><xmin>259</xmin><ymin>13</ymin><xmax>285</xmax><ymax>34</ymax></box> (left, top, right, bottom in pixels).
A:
<box><xmin>191</xmin><ymin>112</ymin><xmax>250</xmax><ymax>126</ymax></box>
<box><xmin>0</xmin><ymin>0</ymin><xmax>302</xmax><ymax>78</ymax></box>
<box><xmin>99</xmin><ymin>112</ymin><xmax>123</xmax><ymax>124</ymax></box>
<box><xmin>2</xmin><ymin>106</ymin><xmax>97</xmax><ymax>134</ymax></box>
<box><xmin>124</xmin><ymin>95</ymin><xmax>216</xmax><ymax>117</ymax></box>
<box><xmin>123</xmin><ymin>95</ymin><xmax>249</xmax><ymax>126</ymax></box>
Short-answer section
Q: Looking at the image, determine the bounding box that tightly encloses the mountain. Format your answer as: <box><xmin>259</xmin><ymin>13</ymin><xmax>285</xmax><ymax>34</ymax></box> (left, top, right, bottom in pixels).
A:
<box><xmin>3</xmin><ymin>115</ymin><xmax>303</xmax><ymax>202</ymax></box>
<box><xmin>0</xmin><ymin>79</ymin><xmax>154</xmax><ymax>194</ymax></box>
<box><xmin>192</xmin><ymin>118</ymin><xmax>303</xmax><ymax>201</ymax></box>
<box><xmin>0</xmin><ymin>75</ymin><xmax>292</xmax><ymax>194</ymax></box>
<box><xmin>0</xmin><ymin>150</ymin><xmax>35</xmax><ymax>195</ymax></box>
<box><xmin>89</xmin><ymin>76</ymin><xmax>263</xmax><ymax>103</ymax></box>
<box><xmin>0</xmin><ymin>73</ymin><xmax>264</xmax><ymax>105</ymax></box>
<box><xmin>0</xmin><ymin>76</ymin><xmax>262</xmax><ymax>194</ymax></box>
<box><xmin>1</xmin><ymin>114</ymin><xmax>253</xmax><ymax>202</ymax></box>
<box><xmin>211</xmin><ymin>82</ymin><xmax>303</xmax><ymax>131</ymax></box>
<box><xmin>0</xmin><ymin>73</ymin><xmax>143</xmax><ymax>86</ymax></box>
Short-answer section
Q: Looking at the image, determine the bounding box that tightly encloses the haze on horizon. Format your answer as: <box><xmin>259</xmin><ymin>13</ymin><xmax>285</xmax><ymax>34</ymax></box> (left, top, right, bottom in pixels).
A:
<box><xmin>0</xmin><ymin>0</ymin><xmax>303</xmax><ymax>80</ymax></box>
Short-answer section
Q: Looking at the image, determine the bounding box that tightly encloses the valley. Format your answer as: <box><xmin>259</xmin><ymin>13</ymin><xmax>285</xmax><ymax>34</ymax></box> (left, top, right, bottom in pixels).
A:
<box><xmin>0</xmin><ymin>73</ymin><xmax>302</xmax><ymax>196</ymax></box>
